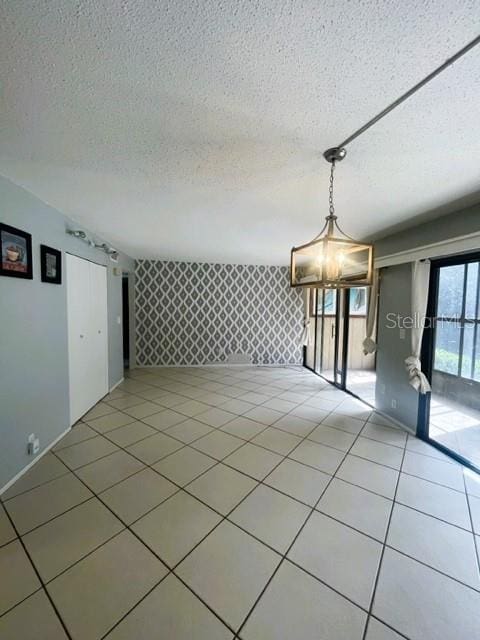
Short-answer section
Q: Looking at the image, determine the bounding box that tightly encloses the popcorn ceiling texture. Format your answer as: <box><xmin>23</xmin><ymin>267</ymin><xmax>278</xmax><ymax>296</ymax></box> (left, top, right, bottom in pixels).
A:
<box><xmin>1</xmin><ymin>2</ymin><xmax>479</xmax><ymax>264</ymax></box>
<box><xmin>135</xmin><ymin>260</ymin><xmax>303</xmax><ymax>366</ymax></box>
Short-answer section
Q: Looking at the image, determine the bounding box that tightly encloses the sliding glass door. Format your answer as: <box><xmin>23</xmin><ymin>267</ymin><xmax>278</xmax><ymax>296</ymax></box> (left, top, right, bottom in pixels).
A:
<box><xmin>304</xmin><ymin>289</ymin><xmax>316</xmax><ymax>371</ymax></box>
<box><xmin>305</xmin><ymin>285</ymin><xmax>377</xmax><ymax>404</ymax></box>
<box><xmin>346</xmin><ymin>287</ymin><xmax>377</xmax><ymax>405</ymax></box>
<box><xmin>315</xmin><ymin>289</ymin><xmax>338</xmax><ymax>383</ymax></box>
<box><xmin>422</xmin><ymin>253</ymin><xmax>480</xmax><ymax>471</ymax></box>
<box><xmin>313</xmin><ymin>289</ymin><xmax>348</xmax><ymax>386</ymax></box>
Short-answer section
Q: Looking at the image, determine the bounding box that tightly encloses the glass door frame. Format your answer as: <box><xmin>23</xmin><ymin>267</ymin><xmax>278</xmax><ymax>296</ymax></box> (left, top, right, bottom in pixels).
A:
<box><xmin>333</xmin><ymin>289</ymin><xmax>350</xmax><ymax>389</ymax></box>
<box><xmin>303</xmin><ymin>285</ymin><xmax>381</xmax><ymax>415</ymax></box>
<box><xmin>419</xmin><ymin>251</ymin><xmax>480</xmax><ymax>475</ymax></box>
<box><xmin>303</xmin><ymin>288</ymin><xmax>351</xmax><ymax>391</ymax></box>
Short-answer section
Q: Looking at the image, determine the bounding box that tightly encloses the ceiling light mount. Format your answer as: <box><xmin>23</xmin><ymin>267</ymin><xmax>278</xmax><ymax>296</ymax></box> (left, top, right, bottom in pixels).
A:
<box><xmin>323</xmin><ymin>147</ymin><xmax>347</xmax><ymax>163</ymax></box>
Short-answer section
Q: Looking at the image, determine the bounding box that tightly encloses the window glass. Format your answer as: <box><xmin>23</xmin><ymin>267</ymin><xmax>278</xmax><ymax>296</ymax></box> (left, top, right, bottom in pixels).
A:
<box><xmin>475</xmin><ymin>330</ymin><xmax>480</xmax><ymax>382</ymax></box>
<box><xmin>434</xmin><ymin>320</ymin><xmax>460</xmax><ymax>375</ymax></box>
<box><xmin>437</xmin><ymin>265</ymin><xmax>465</xmax><ymax>318</ymax></box>
<box><xmin>461</xmin><ymin>323</ymin><xmax>475</xmax><ymax>378</ymax></box>
<box><xmin>465</xmin><ymin>262</ymin><xmax>479</xmax><ymax>319</ymax></box>
<box><xmin>323</xmin><ymin>290</ymin><xmax>336</xmax><ymax>315</ymax></box>
<box><xmin>349</xmin><ymin>287</ymin><xmax>367</xmax><ymax>316</ymax></box>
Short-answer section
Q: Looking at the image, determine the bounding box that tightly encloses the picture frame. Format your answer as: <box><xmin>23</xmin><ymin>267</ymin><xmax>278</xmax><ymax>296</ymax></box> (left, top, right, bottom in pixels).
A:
<box><xmin>0</xmin><ymin>223</ymin><xmax>33</xmax><ymax>279</ymax></box>
<box><xmin>40</xmin><ymin>244</ymin><xmax>62</xmax><ymax>284</ymax></box>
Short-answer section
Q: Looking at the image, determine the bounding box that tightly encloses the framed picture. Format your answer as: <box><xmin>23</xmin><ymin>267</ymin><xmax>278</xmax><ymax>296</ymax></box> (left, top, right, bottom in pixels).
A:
<box><xmin>0</xmin><ymin>223</ymin><xmax>33</xmax><ymax>279</ymax></box>
<box><xmin>40</xmin><ymin>245</ymin><xmax>62</xmax><ymax>284</ymax></box>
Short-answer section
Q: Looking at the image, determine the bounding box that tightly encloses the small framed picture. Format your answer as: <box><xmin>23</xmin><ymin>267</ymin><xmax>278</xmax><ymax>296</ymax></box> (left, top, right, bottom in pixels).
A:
<box><xmin>40</xmin><ymin>245</ymin><xmax>62</xmax><ymax>284</ymax></box>
<box><xmin>0</xmin><ymin>223</ymin><xmax>33</xmax><ymax>279</ymax></box>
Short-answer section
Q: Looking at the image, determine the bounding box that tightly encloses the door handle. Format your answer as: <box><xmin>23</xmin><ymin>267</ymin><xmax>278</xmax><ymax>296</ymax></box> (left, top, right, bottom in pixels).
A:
<box><xmin>331</xmin><ymin>324</ymin><xmax>335</xmax><ymax>338</ymax></box>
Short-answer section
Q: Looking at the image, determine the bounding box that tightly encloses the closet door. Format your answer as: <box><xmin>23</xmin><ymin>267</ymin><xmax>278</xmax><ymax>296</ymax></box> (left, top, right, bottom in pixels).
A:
<box><xmin>66</xmin><ymin>254</ymin><xmax>93</xmax><ymax>423</ymax></box>
<box><xmin>89</xmin><ymin>262</ymin><xmax>109</xmax><ymax>403</ymax></box>
<box><xmin>67</xmin><ymin>255</ymin><xmax>109</xmax><ymax>425</ymax></box>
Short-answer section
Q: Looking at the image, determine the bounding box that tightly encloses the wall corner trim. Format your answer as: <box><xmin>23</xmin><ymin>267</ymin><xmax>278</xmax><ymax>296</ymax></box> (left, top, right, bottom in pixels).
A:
<box><xmin>109</xmin><ymin>377</ymin><xmax>124</xmax><ymax>393</ymax></box>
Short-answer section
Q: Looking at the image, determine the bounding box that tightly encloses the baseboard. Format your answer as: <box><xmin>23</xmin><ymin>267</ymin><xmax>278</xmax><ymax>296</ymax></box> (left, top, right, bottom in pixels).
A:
<box><xmin>302</xmin><ymin>366</ymin><xmax>415</xmax><ymax>436</ymax></box>
<box><xmin>109</xmin><ymin>377</ymin><xmax>124</xmax><ymax>392</ymax></box>
<box><xmin>372</xmin><ymin>408</ymin><xmax>415</xmax><ymax>435</ymax></box>
<box><xmin>133</xmin><ymin>363</ymin><xmax>302</xmax><ymax>369</ymax></box>
<box><xmin>0</xmin><ymin>425</ymin><xmax>71</xmax><ymax>496</ymax></box>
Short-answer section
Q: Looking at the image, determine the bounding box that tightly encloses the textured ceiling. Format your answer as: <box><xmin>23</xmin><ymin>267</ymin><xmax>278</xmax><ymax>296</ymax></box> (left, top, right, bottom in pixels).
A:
<box><xmin>1</xmin><ymin>1</ymin><xmax>480</xmax><ymax>264</ymax></box>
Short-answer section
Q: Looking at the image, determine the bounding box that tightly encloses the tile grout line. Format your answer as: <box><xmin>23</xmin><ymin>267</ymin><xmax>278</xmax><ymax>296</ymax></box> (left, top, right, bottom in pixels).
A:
<box><xmin>94</xmin><ymin>408</ymin><xmax>480</xmax><ymax>597</ymax></box>
<box><xmin>3</xmin><ymin>380</ymin><xmax>471</xmax><ymax>534</ymax></box>
<box><xmin>360</xmin><ymin>438</ymin><xmax>408</xmax><ymax>640</ymax></box>
<box><xmin>117</xmin><ymin>381</ymin><xmax>467</xmax><ymax>494</ymax></box>
<box><xmin>232</xmin><ymin>406</ymin><xmax>379</xmax><ymax>639</ymax></box>
<box><xmin>47</xmin><ymin>395</ymin><xmax>318</xmax><ymax>636</ymax></box>
<box><xmin>0</xmin><ymin>466</ymin><xmax>72</xmax><ymax>503</ymax></box>
<box><xmin>48</xmin><ymin>452</ymin><xmax>237</xmax><ymax>639</ymax></box>
<box><xmin>4</xmin><ymin>367</ymin><xmax>478</xmax><ymax>638</ymax></box>
<box><xmin>462</xmin><ymin>471</ymin><xmax>480</xmax><ymax>576</ymax></box>
<box><xmin>99</xmin><ymin>385</ymin><xmax>343</xmax><ymax>638</ymax></box>
<box><xmin>96</xmin><ymin>409</ymin><xmax>321</xmax><ymax>636</ymax></box>
<box><xmin>99</xmin><ymin>390</ymin><xmax>348</xmax><ymax>633</ymax></box>
<box><xmin>6</xmin><ymin>400</ymin><xmax>477</xmax><ymax>621</ymax></box>
<box><xmin>367</xmin><ymin>614</ymin><xmax>412</xmax><ymax>640</ymax></box>
<box><xmin>44</xmin><ymin>376</ymin><xmax>349</xmax><ymax>638</ymax></box>
<box><xmin>0</xmin><ymin>503</ymin><xmax>74</xmax><ymax>639</ymax></box>
<box><xmin>6</xmin><ymin>378</ymin><xmax>473</xmax><ymax>572</ymax></box>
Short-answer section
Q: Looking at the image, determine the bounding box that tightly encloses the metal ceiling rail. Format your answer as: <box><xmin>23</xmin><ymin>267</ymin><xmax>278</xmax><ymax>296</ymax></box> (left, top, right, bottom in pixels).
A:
<box><xmin>334</xmin><ymin>33</ymin><xmax>480</xmax><ymax>151</ymax></box>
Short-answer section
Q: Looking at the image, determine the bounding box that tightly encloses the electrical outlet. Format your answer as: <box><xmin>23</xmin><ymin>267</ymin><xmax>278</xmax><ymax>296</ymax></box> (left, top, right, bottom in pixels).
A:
<box><xmin>391</xmin><ymin>398</ymin><xmax>397</xmax><ymax>409</ymax></box>
<box><xmin>27</xmin><ymin>433</ymin><xmax>40</xmax><ymax>456</ymax></box>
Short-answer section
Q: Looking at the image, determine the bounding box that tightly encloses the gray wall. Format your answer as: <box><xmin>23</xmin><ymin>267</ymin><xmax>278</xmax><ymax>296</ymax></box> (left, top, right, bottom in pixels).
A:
<box><xmin>374</xmin><ymin>202</ymin><xmax>480</xmax><ymax>258</ymax></box>
<box><xmin>0</xmin><ymin>176</ymin><xmax>134</xmax><ymax>491</ymax></box>
<box><xmin>373</xmin><ymin>204</ymin><xmax>480</xmax><ymax>432</ymax></box>
<box><xmin>135</xmin><ymin>260</ymin><xmax>304</xmax><ymax>366</ymax></box>
<box><xmin>375</xmin><ymin>263</ymin><xmax>419</xmax><ymax>431</ymax></box>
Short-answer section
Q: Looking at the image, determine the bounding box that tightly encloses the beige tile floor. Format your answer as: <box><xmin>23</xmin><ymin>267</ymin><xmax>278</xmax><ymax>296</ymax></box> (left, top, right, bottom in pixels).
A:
<box><xmin>429</xmin><ymin>393</ymin><xmax>480</xmax><ymax>470</ymax></box>
<box><xmin>1</xmin><ymin>365</ymin><xmax>480</xmax><ymax>639</ymax></box>
<box><xmin>342</xmin><ymin>368</ymin><xmax>480</xmax><ymax>472</ymax></box>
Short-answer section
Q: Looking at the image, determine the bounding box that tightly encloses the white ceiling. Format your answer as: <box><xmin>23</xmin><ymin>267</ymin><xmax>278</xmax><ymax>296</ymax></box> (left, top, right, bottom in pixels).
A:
<box><xmin>1</xmin><ymin>1</ymin><xmax>480</xmax><ymax>265</ymax></box>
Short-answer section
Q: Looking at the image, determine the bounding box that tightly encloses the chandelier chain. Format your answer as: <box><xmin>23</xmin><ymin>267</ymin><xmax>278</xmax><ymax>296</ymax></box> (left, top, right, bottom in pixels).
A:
<box><xmin>328</xmin><ymin>160</ymin><xmax>335</xmax><ymax>217</ymax></box>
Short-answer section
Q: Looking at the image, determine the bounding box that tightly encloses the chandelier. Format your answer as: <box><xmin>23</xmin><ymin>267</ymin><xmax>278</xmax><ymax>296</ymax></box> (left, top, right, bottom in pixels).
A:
<box><xmin>289</xmin><ymin>35</ymin><xmax>480</xmax><ymax>290</ymax></box>
<box><xmin>290</xmin><ymin>147</ymin><xmax>374</xmax><ymax>289</ymax></box>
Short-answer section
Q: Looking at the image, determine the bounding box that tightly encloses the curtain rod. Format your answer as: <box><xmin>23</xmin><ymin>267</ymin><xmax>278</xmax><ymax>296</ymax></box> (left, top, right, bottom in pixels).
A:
<box><xmin>334</xmin><ymin>34</ymin><xmax>480</xmax><ymax>151</ymax></box>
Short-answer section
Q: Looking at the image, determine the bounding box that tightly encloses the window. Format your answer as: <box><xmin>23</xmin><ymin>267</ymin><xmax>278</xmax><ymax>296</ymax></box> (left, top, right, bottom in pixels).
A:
<box><xmin>323</xmin><ymin>290</ymin><xmax>337</xmax><ymax>315</ymax></box>
<box><xmin>434</xmin><ymin>260</ymin><xmax>480</xmax><ymax>380</ymax></box>
<box><xmin>349</xmin><ymin>287</ymin><xmax>367</xmax><ymax>316</ymax></box>
<box><xmin>310</xmin><ymin>289</ymin><xmax>337</xmax><ymax>316</ymax></box>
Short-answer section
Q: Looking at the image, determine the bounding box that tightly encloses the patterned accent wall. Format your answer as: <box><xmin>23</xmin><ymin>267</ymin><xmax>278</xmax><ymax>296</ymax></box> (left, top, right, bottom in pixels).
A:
<box><xmin>135</xmin><ymin>260</ymin><xmax>304</xmax><ymax>366</ymax></box>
